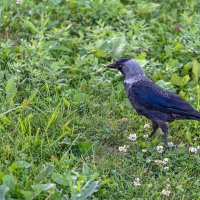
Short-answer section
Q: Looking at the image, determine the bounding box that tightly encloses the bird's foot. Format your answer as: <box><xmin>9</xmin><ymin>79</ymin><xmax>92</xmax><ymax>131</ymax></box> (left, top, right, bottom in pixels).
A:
<box><xmin>164</xmin><ymin>142</ymin><xmax>175</xmax><ymax>150</ymax></box>
<box><xmin>165</xmin><ymin>145</ymin><xmax>169</xmax><ymax>150</ymax></box>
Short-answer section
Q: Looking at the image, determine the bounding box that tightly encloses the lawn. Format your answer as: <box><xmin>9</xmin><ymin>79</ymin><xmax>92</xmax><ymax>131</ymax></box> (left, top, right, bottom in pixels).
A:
<box><xmin>0</xmin><ymin>0</ymin><xmax>200</xmax><ymax>199</ymax></box>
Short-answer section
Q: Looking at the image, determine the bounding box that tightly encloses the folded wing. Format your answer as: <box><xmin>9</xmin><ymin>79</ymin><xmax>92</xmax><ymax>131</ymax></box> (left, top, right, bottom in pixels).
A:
<box><xmin>130</xmin><ymin>83</ymin><xmax>200</xmax><ymax>120</ymax></box>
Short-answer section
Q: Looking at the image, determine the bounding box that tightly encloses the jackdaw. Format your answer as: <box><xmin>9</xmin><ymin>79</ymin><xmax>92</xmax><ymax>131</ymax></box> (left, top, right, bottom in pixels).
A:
<box><xmin>108</xmin><ymin>58</ymin><xmax>200</xmax><ymax>147</ymax></box>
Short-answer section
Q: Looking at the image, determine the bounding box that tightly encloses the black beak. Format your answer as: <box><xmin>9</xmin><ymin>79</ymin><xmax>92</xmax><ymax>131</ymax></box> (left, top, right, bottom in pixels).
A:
<box><xmin>107</xmin><ymin>62</ymin><xmax>117</xmax><ymax>69</ymax></box>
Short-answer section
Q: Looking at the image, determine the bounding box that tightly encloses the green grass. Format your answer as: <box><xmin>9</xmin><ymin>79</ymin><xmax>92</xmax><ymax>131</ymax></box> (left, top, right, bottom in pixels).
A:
<box><xmin>0</xmin><ymin>0</ymin><xmax>200</xmax><ymax>199</ymax></box>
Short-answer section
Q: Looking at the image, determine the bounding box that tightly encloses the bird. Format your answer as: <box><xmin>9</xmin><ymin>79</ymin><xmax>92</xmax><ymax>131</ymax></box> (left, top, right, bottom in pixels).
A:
<box><xmin>108</xmin><ymin>58</ymin><xmax>200</xmax><ymax>148</ymax></box>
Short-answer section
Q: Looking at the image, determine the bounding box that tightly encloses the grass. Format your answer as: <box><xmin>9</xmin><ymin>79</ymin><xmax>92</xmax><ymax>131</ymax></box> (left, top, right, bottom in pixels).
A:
<box><xmin>0</xmin><ymin>0</ymin><xmax>200</xmax><ymax>199</ymax></box>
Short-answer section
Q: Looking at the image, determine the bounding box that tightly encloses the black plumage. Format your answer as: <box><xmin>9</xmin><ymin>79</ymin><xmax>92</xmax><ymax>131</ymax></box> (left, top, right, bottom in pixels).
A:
<box><xmin>108</xmin><ymin>58</ymin><xmax>200</xmax><ymax>147</ymax></box>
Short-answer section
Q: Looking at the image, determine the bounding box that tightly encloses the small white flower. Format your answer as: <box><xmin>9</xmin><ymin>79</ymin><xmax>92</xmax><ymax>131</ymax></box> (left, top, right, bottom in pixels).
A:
<box><xmin>162</xmin><ymin>189</ymin><xmax>171</xmax><ymax>196</ymax></box>
<box><xmin>163</xmin><ymin>158</ymin><xmax>169</xmax><ymax>165</ymax></box>
<box><xmin>128</xmin><ymin>134</ymin><xmax>137</xmax><ymax>141</ymax></box>
<box><xmin>143</xmin><ymin>134</ymin><xmax>149</xmax><ymax>139</ymax></box>
<box><xmin>144</xmin><ymin>168</ymin><xmax>149</xmax><ymax>173</ymax></box>
<box><xmin>121</xmin><ymin>118</ymin><xmax>129</xmax><ymax>123</ymax></box>
<box><xmin>133</xmin><ymin>178</ymin><xmax>141</xmax><ymax>187</ymax></box>
<box><xmin>144</xmin><ymin>124</ymin><xmax>151</xmax><ymax>131</ymax></box>
<box><xmin>16</xmin><ymin>0</ymin><xmax>23</xmax><ymax>4</ymax></box>
<box><xmin>194</xmin><ymin>136</ymin><xmax>198</xmax><ymax>141</ymax></box>
<box><xmin>155</xmin><ymin>159</ymin><xmax>165</xmax><ymax>166</ymax></box>
<box><xmin>155</xmin><ymin>159</ymin><xmax>168</xmax><ymax>166</ymax></box>
<box><xmin>118</xmin><ymin>145</ymin><xmax>129</xmax><ymax>152</ymax></box>
<box><xmin>142</xmin><ymin>149</ymin><xmax>147</xmax><ymax>153</ymax></box>
<box><xmin>197</xmin><ymin>146</ymin><xmax>200</xmax><ymax>150</ymax></box>
<box><xmin>146</xmin><ymin>158</ymin><xmax>151</xmax><ymax>163</ymax></box>
<box><xmin>156</xmin><ymin>146</ymin><xmax>164</xmax><ymax>153</ymax></box>
<box><xmin>168</xmin><ymin>142</ymin><xmax>174</xmax><ymax>148</ymax></box>
<box><xmin>189</xmin><ymin>147</ymin><xmax>197</xmax><ymax>154</ymax></box>
<box><xmin>164</xmin><ymin>166</ymin><xmax>169</xmax><ymax>171</ymax></box>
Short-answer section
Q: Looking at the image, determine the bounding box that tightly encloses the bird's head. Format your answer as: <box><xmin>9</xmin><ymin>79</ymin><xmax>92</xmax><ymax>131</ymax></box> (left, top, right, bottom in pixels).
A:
<box><xmin>107</xmin><ymin>58</ymin><xmax>131</xmax><ymax>71</ymax></box>
<box><xmin>108</xmin><ymin>58</ymin><xmax>144</xmax><ymax>78</ymax></box>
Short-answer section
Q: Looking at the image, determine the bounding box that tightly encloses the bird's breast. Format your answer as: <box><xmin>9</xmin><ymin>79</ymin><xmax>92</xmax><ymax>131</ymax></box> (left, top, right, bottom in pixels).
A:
<box><xmin>124</xmin><ymin>78</ymin><xmax>137</xmax><ymax>93</ymax></box>
<box><xmin>124</xmin><ymin>82</ymin><xmax>132</xmax><ymax>94</ymax></box>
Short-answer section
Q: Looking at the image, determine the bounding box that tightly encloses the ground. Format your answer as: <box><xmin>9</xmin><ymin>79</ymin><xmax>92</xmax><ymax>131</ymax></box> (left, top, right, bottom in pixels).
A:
<box><xmin>0</xmin><ymin>0</ymin><xmax>200</xmax><ymax>199</ymax></box>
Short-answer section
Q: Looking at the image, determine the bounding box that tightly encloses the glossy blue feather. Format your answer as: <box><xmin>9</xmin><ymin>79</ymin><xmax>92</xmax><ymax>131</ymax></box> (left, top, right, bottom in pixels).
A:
<box><xmin>132</xmin><ymin>86</ymin><xmax>197</xmax><ymax>116</ymax></box>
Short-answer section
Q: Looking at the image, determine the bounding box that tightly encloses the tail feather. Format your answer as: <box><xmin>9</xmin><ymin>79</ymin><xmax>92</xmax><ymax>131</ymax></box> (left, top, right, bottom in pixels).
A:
<box><xmin>173</xmin><ymin>110</ymin><xmax>200</xmax><ymax>121</ymax></box>
<box><xmin>185</xmin><ymin>110</ymin><xmax>200</xmax><ymax>121</ymax></box>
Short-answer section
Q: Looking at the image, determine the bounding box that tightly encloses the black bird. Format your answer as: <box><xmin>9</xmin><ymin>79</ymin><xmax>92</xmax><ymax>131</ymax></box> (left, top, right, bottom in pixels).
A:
<box><xmin>108</xmin><ymin>58</ymin><xmax>200</xmax><ymax>147</ymax></box>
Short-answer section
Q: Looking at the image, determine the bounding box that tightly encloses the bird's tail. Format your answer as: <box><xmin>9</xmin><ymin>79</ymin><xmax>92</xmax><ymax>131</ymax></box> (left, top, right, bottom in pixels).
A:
<box><xmin>186</xmin><ymin>110</ymin><xmax>200</xmax><ymax>121</ymax></box>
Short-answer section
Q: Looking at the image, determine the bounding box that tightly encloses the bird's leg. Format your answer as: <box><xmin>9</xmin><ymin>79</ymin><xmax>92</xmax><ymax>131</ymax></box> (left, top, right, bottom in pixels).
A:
<box><xmin>157</xmin><ymin>120</ymin><xmax>169</xmax><ymax>148</ymax></box>
<box><xmin>163</xmin><ymin>130</ymin><xmax>168</xmax><ymax>148</ymax></box>
<box><xmin>149</xmin><ymin>121</ymin><xmax>159</xmax><ymax>138</ymax></box>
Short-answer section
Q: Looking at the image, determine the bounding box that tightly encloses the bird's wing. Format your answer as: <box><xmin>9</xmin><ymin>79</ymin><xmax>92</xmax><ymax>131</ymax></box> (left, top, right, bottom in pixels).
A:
<box><xmin>130</xmin><ymin>82</ymin><xmax>196</xmax><ymax>116</ymax></box>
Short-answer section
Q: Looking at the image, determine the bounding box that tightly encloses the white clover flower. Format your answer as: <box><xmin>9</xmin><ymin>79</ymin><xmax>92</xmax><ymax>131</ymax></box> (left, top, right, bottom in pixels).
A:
<box><xmin>168</xmin><ymin>142</ymin><xmax>174</xmax><ymax>148</ymax></box>
<box><xmin>163</xmin><ymin>158</ymin><xmax>169</xmax><ymax>165</ymax></box>
<box><xmin>143</xmin><ymin>134</ymin><xmax>149</xmax><ymax>139</ymax></box>
<box><xmin>118</xmin><ymin>145</ymin><xmax>129</xmax><ymax>152</ymax></box>
<box><xmin>194</xmin><ymin>136</ymin><xmax>198</xmax><ymax>141</ymax></box>
<box><xmin>146</xmin><ymin>158</ymin><xmax>151</xmax><ymax>163</ymax></box>
<box><xmin>133</xmin><ymin>178</ymin><xmax>141</xmax><ymax>187</ymax></box>
<box><xmin>144</xmin><ymin>124</ymin><xmax>151</xmax><ymax>131</ymax></box>
<box><xmin>16</xmin><ymin>0</ymin><xmax>23</xmax><ymax>4</ymax></box>
<box><xmin>121</xmin><ymin>118</ymin><xmax>129</xmax><ymax>123</ymax></box>
<box><xmin>144</xmin><ymin>168</ymin><xmax>149</xmax><ymax>173</ymax></box>
<box><xmin>164</xmin><ymin>166</ymin><xmax>169</xmax><ymax>171</ymax></box>
<box><xmin>155</xmin><ymin>159</ymin><xmax>168</xmax><ymax>166</ymax></box>
<box><xmin>189</xmin><ymin>147</ymin><xmax>197</xmax><ymax>154</ymax></box>
<box><xmin>155</xmin><ymin>160</ymin><xmax>165</xmax><ymax>166</ymax></box>
<box><xmin>142</xmin><ymin>149</ymin><xmax>147</xmax><ymax>153</ymax></box>
<box><xmin>128</xmin><ymin>133</ymin><xmax>137</xmax><ymax>141</ymax></box>
<box><xmin>197</xmin><ymin>146</ymin><xmax>200</xmax><ymax>150</ymax></box>
<box><xmin>162</xmin><ymin>189</ymin><xmax>171</xmax><ymax>196</ymax></box>
<box><xmin>156</xmin><ymin>145</ymin><xmax>164</xmax><ymax>153</ymax></box>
